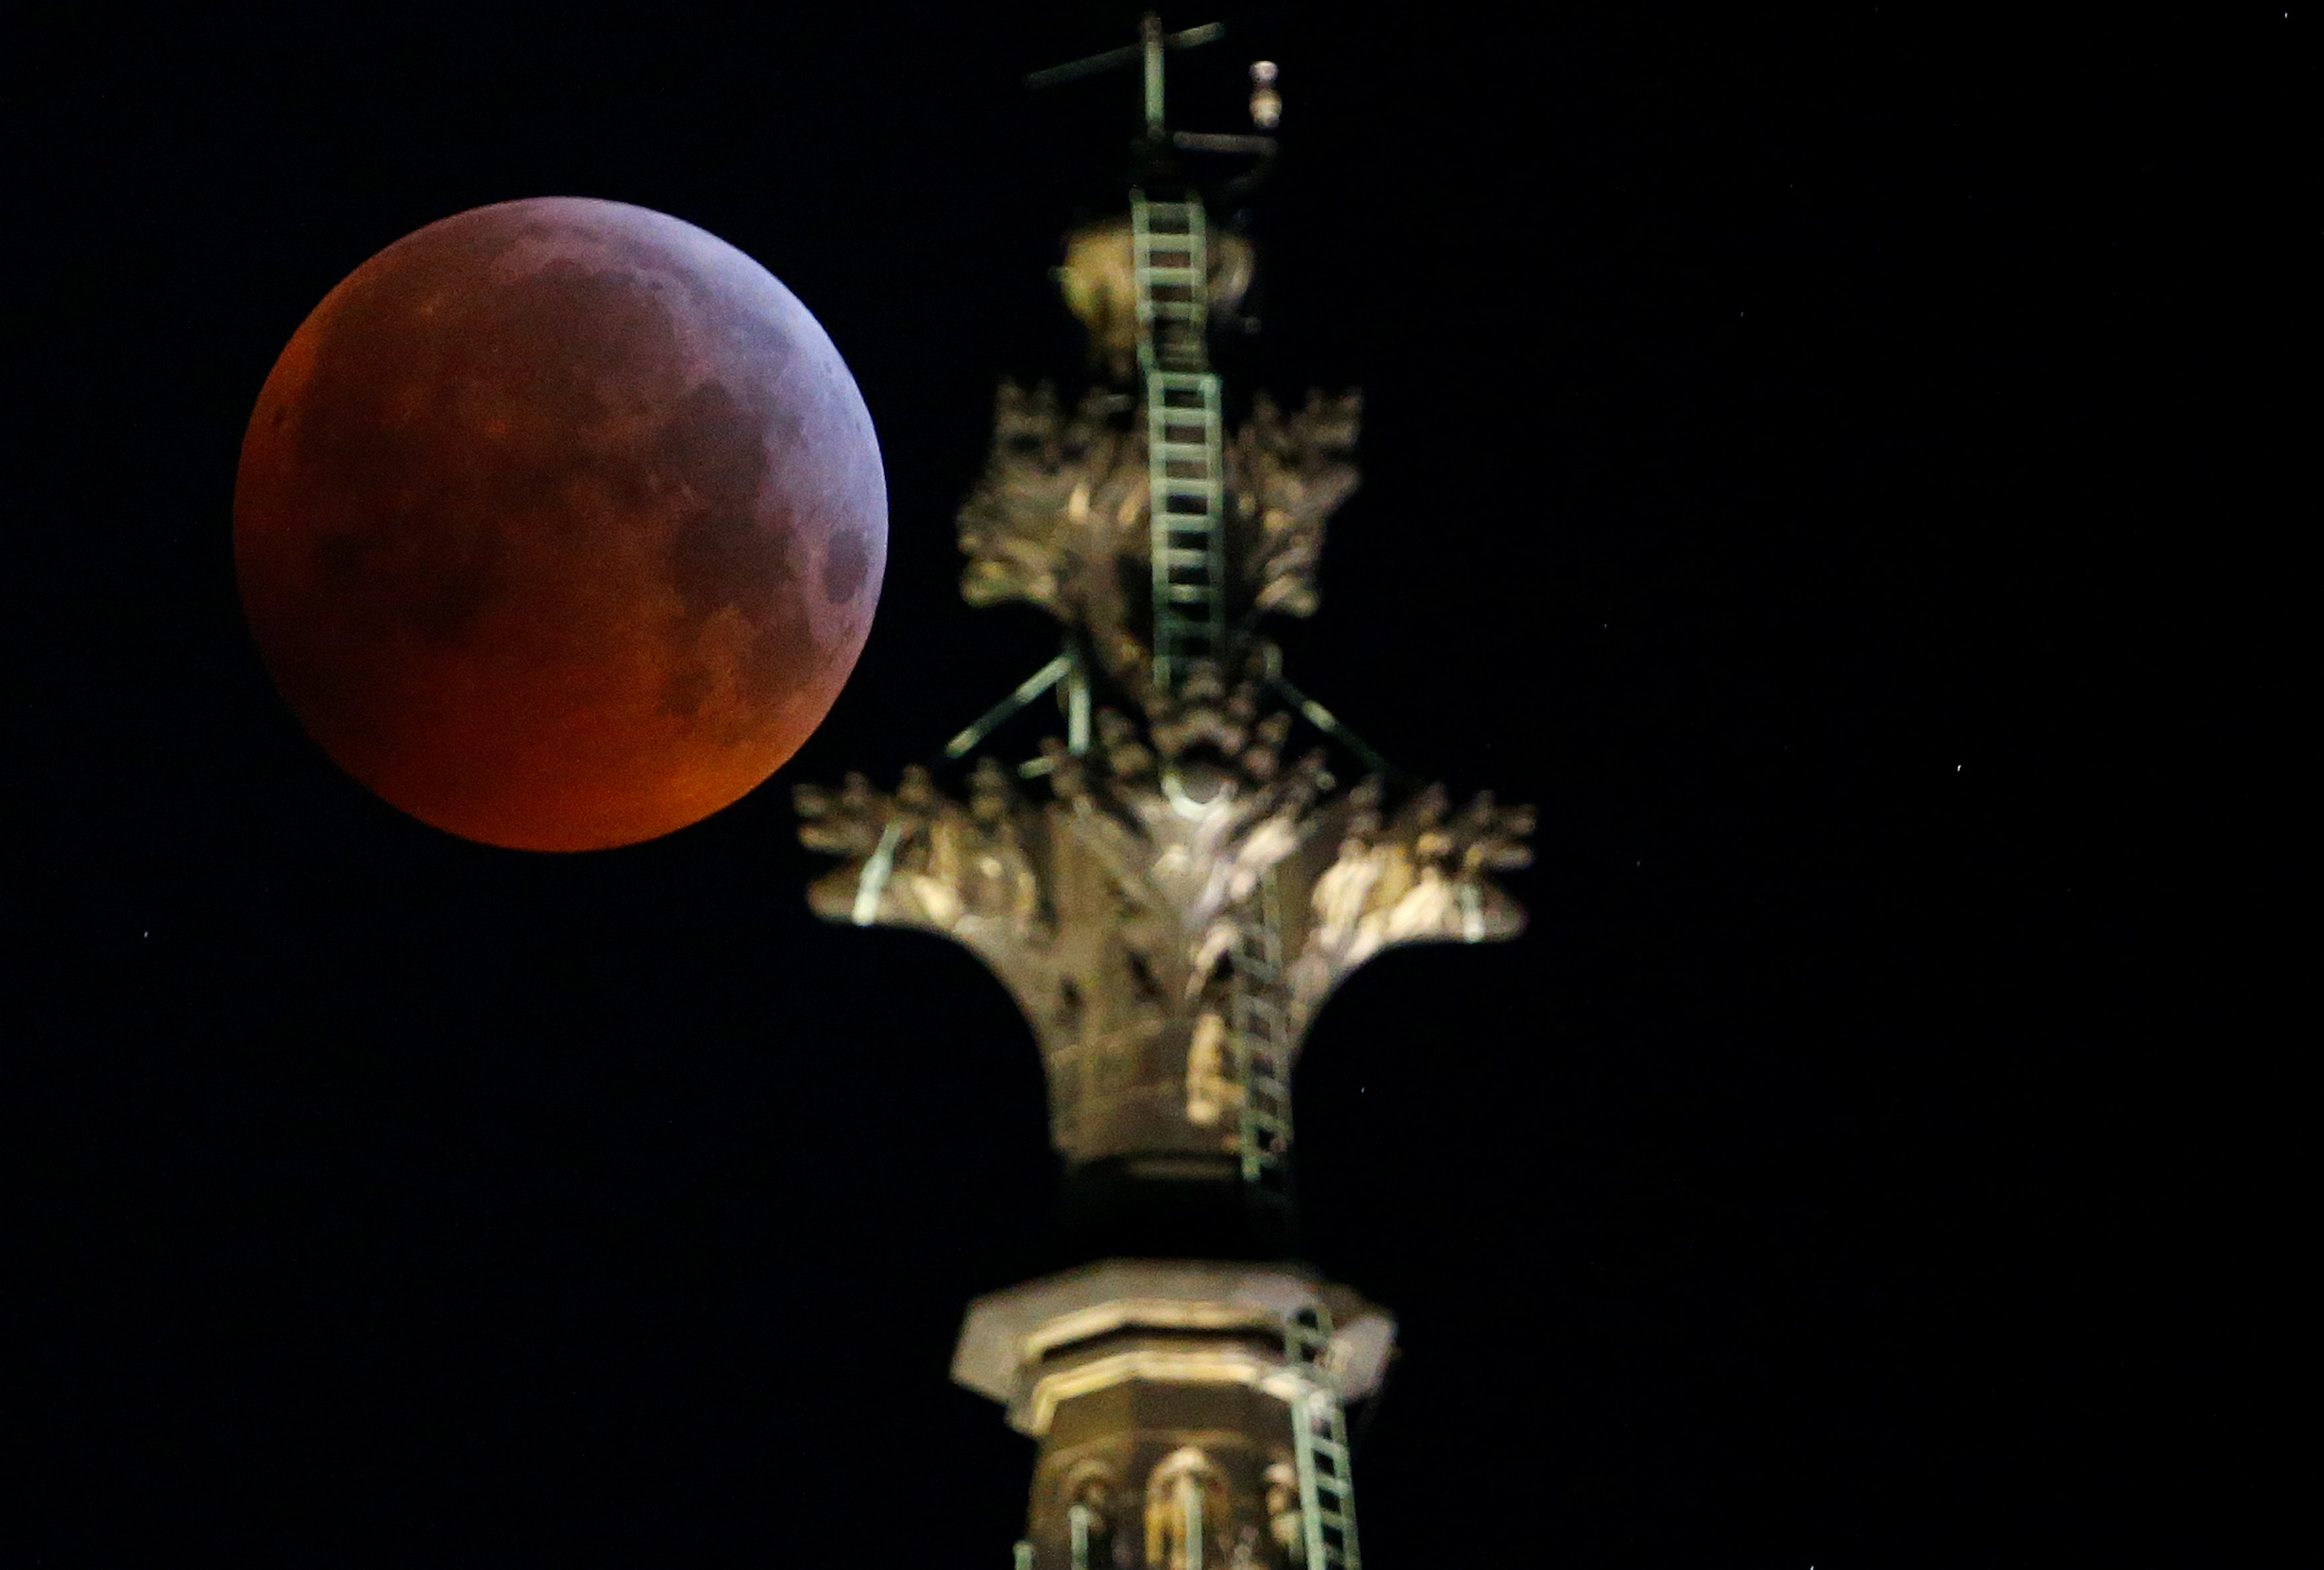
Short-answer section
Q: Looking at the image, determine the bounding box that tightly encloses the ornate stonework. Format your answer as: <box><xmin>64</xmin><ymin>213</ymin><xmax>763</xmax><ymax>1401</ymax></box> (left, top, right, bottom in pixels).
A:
<box><xmin>797</xmin><ymin>263</ymin><xmax>1530</xmax><ymax>1184</ymax></box>
<box><xmin>795</xmin><ymin>676</ymin><xmax>1532</xmax><ymax>1169</ymax></box>
<box><xmin>954</xmin><ymin>382</ymin><xmax>1361</xmax><ymax>710</ymax></box>
<box><xmin>953</xmin><ymin>1261</ymin><xmax>1392</xmax><ymax>1570</ymax></box>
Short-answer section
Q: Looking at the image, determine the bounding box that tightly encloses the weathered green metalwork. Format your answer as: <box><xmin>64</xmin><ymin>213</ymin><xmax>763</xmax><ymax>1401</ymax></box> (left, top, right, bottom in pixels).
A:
<box><xmin>1287</xmin><ymin>1304</ymin><xmax>1362</xmax><ymax>1568</ymax></box>
<box><xmin>1131</xmin><ymin>191</ymin><xmax>1226</xmax><ymax>698</ymax></box>
<box><xmin>1230</xmin><ymin>865</ymin><xmax>1294</xmax><ymax>1188</ymax></box>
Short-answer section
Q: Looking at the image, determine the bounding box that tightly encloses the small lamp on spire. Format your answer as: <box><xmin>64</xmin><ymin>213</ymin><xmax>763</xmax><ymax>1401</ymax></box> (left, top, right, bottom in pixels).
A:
<box><xmin>1250</xmin><ymin>60</ymin><xmax>1281</xmax><ymax>129</ymax></box>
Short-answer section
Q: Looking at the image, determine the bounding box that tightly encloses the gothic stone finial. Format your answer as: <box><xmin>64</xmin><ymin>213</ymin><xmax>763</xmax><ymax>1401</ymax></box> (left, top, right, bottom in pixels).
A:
<box><xmin>955</xmin><ymin>382</ymin><xmax>1362</xmax><ymax>715</ymax></box>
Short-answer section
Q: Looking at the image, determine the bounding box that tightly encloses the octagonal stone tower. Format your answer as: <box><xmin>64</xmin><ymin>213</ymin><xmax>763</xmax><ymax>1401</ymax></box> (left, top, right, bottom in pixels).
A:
<box><xmin>957</xmin><ymin>1263</ymin><xmax>1393</xmax><ymax>1567</ymax></box>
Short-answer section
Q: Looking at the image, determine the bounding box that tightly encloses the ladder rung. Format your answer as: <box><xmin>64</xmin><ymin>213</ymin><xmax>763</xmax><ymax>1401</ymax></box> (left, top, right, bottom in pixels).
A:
<box><xmin>1169</xmin><ymin>586</ymin><xmax>1214</xmax><ymax>604</ymax></box>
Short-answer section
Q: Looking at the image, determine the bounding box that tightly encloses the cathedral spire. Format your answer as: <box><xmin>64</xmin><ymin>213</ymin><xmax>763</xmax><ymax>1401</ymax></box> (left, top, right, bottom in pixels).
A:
<box><xmin>795</xmin><ymin>21</ymin><xmax>1530</xmax><ymax>1563</ymax></box>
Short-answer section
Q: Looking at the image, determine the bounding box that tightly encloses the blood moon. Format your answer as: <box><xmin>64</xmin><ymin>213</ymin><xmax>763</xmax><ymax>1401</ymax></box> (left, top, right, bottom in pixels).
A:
<box><xmin>235</xmin><ymin>197</ymin><xmax>885</xmax><ymax>852</ymax></box>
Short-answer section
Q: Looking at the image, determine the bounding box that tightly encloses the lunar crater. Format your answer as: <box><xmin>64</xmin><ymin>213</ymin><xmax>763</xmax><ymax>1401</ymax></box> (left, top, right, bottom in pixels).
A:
<box><xmin>823</xmin><ymin>530</ymin><xmax>872</xmax><ymax>605</ymax></box>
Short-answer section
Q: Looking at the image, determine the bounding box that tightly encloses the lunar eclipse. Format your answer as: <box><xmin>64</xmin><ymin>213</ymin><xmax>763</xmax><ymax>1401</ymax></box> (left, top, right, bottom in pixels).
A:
<box><xmin>234</xmin><ymin>196</ymin><xmax>885</xmax><ymax>852</ymax></box>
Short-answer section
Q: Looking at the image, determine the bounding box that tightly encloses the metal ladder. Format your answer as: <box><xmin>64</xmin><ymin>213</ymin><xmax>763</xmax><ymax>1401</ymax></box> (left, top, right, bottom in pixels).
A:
<box><xmin>1133</xmin><ymin>190</ymin><xmax>1208</xmax><ymax>370</ymax></box>
<box><xmin>1285</xmin><ymin>1306</ymin><xmax>1363</xmax><ymax>1569</ymax></box>
<box><xmin>1230</xmin><ymin>868</ymin><xmax>1294</xmax><ymax>1188</ymax></box>
<box><xmin>1132</xmin><ymin>191</ymin><xmax>1226</xmax><ymax>694</ymax></box>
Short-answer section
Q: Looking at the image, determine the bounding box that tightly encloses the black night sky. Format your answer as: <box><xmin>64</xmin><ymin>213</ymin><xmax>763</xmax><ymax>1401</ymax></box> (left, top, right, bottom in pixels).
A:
<box><xmin>10</xmin><ymin>6</ymin><xmax>2290</xmax><ymax>1565</ymax></box>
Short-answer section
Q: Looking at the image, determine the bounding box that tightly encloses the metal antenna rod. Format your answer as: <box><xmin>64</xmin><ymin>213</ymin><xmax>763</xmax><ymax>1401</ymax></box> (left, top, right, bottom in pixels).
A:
<box><xmin>1023</xmin><ymin>17</ymin><xmax>1227</xmax><ymax>92</ymax></box>
<box><xmin>1142</xmin><ymin>13</ymin><xmax>1165</xmax><ymax>134</ymax></box>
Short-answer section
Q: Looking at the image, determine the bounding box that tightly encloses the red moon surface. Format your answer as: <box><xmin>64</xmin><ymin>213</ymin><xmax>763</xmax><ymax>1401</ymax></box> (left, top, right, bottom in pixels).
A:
<box><xmin>235</xmin><ymin>197</ymin><xmax>885</xmax><ymax>851</ymax></box>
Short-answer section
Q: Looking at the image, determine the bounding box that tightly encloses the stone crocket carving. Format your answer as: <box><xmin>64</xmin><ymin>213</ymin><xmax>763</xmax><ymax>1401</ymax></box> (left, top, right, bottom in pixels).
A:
<box><xmin>954</xmin><ymin>380</ymin><xmax>1362</xmax><ymax>708</ymax></box>
<box><xmin>799</xmin><ymin>361</ymin><xmax>1526</xmax><ymax>1180</ymax></box>
<box><xmin>795</xmin><ymin>680</ymin><xmax>1531</xmax><ymax>1171</ymax></box>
